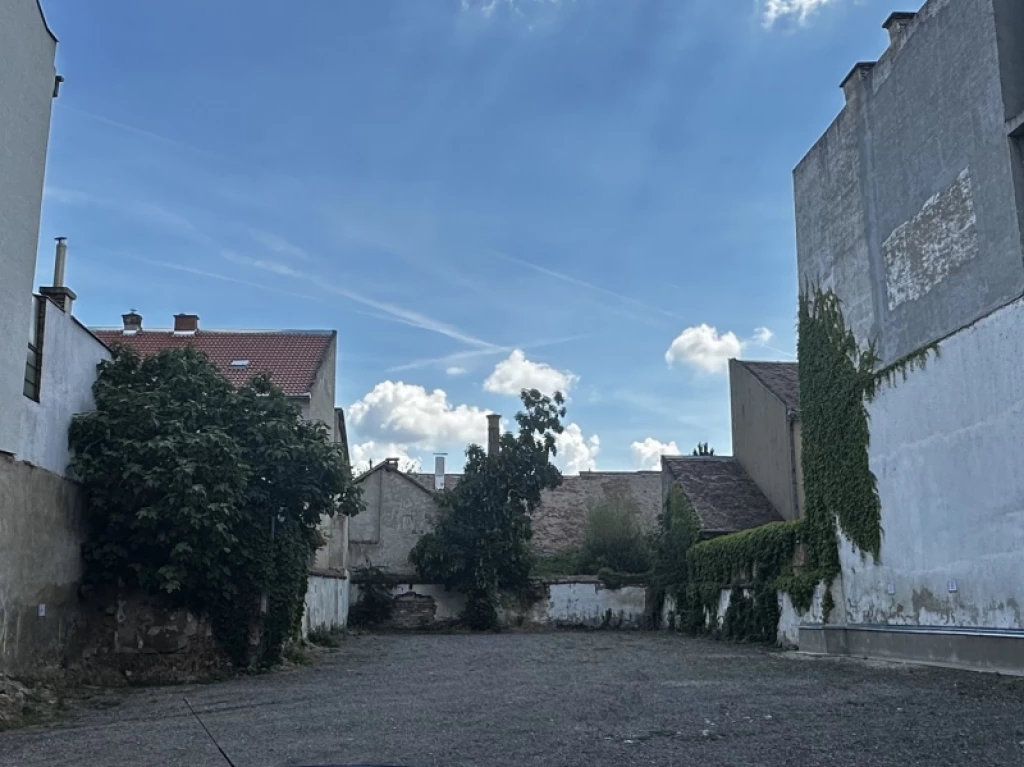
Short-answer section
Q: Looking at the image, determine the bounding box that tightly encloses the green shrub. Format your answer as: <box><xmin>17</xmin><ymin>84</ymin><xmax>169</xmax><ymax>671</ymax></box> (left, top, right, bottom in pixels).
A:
<box><xmin>577</xmin><ymin>498</ymin><xmax>653</xmax><ymax>576</ymax></box>
<box><xmin>349</xmin><ymin>570</ymin><xmax>395</xmax><ymax>628</ymax></box>
<box><xmin>532</xmin><ymin>549</ymin><xmax>581</xmax><ymax>576</ymax></box>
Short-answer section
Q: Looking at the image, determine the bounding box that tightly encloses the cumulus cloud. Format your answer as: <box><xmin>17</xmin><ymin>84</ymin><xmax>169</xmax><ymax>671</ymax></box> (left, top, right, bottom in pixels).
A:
<box><xmin>664</xmin><ymin>325</ymin><xmax>776</xmax><ymax>374</ymax></box>
<box><xmin>630</xmin><ymin>438</ymin><xmax>680</xmax><ymax>470</ymax></box>
<box><xmin>446</xmin><ymin>366</ymin><xmax>468</xmax><ymax>376</ymax></box>
<box><xmin>350</xmin><ymin>442</ymin><xmax>422</xmax><ymax>474</ymax></box>
<box><xmin>555</xmin><ymin>423</ymin><xmax>600</xmax><ymax>474</ymax></box>
<box><xmin>484</xmin><ymin>350</ymin><xmax>578</xmax><ymax>397</ymax></box>
<box><xmin>762</xmin><ymin>0</ymin><xmax>838</xmax><ymax>26</ymax></box>
<box><xmin>348</xmin><ymin>381</ymin><xmax>491</xmax><ymax>448</ymax></box>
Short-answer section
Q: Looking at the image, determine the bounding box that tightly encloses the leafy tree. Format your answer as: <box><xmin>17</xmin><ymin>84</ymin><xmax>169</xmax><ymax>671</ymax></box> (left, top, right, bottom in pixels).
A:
<box><xmin>692</xmin><ymin>442</ymin><xmax>715</xmax><ymax>456</ymax></box>
<box><xmin>69</xmin><ymin>346</ymin><xmax>363</xmax><ymax>665</ymax></box>
<box><xmin>409</xmin><ymin>389</ymin><xmax>565</xmax><ymax>628</ymax></box>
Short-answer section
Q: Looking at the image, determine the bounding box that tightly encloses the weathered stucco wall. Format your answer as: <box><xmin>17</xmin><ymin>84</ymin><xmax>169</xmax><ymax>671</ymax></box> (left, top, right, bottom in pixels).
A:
<box><xmin>0</xmin><ymin>0</ymin><xmax>56</xmax><ymax>454</ymax></box>
<box><xmin>844</xmin><ymin>297</ymin><xmax>1024</xmax><ymax>631</ymax></box>
<box><xmin>0</xmin><ymin>455</ymin><xmax>85</xmax><ymax>676</ymax></box>
<box><xmin>18</xmin><ymin>302</ymin><xmax>111</xmax><ymax>477</ymax></box>
<box><xmin>729</xmin><ymin>361</ymin><xmax>799</xmax><ymax>521</ymax></box>
<box><xmin>352</xmin><ymin>580</ymin><xmax>647</xmax><ymax>629</ymax></box>
<box><xmin>795</xmin><ymin>0</ymin><xmax>1024</xmax><ymax>366</ymax></box>
<box><xmin>349</xmin><ymin>467</ymin><xmax>436</xmax><ymax>578</ymax></box>
<box><xmin>302</xmin><ymin>572</ymin><xmax>349</xmax><ymax>636</ymax></box>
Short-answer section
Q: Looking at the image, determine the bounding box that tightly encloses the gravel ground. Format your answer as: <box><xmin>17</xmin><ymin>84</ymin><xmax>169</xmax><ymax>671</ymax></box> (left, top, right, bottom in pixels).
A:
<box><xmin>1</xmin><ymin>632</ymin><xmax>1023</xmax><ymax>767</ymax></box>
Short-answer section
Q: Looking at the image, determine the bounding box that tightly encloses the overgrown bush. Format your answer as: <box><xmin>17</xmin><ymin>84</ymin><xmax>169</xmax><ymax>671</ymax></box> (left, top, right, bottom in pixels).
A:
<box><xmin>348</xmin><ymin>568</ymin><xmax>396</xmax><ymax>627</ymax></box>
<box><xmin>577</xmin><ymin>498</ymin><xmax>654</xmax><ymax>576</ymax></box>
<box><xmin>532</xmin><ymin>549</ymin><xmax>581</xmax><ymax>576</ymax></box>
<box><xmin>307</xmin><ymin>626</ymin><xmax>344</xmax><ymax>647</ymax></box>
<box><xmin>410</xmin><ymin>389</ymin><xmax>565</xmax><ymax>629</ymax></box>
<box><xmin>69</xmin><ymin>346</ymin><xmax>363</xmax><ymax>666</ymax></box>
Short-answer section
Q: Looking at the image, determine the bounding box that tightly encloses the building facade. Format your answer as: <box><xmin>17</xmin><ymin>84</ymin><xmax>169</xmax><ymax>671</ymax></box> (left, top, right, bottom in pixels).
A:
<box><xmin>728</xmin><ymin>360</ymin><xmax>803</xmax><ymax>522</ymax></box>
<box><xmin>794</xmin><ymin>0</ymin><xmax>1024</xmax><ymax>670</ymax></box>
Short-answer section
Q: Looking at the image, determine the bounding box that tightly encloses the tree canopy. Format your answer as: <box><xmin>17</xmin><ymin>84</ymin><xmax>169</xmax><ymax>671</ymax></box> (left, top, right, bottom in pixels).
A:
<box><xmin>409</xmin><ymin>389</ymin><xmax>565</xmax><ymax>628</ymax></box>
<box><xmin>69</xmin><ymin>346</ymin><xmax>363</xmax><ymax>664</ymax></box>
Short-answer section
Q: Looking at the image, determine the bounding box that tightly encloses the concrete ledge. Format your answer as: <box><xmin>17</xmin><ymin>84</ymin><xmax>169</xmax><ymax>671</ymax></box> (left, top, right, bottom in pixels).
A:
<box><xmin>800</xmin><ymin>624</ymin><xmax>1024</xmax><ymax>675</ymax></box>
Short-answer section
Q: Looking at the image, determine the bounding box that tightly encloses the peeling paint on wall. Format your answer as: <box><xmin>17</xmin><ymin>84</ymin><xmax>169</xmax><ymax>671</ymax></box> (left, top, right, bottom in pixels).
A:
<box><xmin>884</xmin><ymin>168</ymin><xmax>979</xmax><ymax>310</ymax></box>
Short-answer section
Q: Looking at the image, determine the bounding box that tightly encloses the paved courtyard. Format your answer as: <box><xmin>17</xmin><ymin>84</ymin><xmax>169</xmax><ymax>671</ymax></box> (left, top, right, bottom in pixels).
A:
<box><xmin>2</xmin><ymin>632</ymin><xmax>1023</xmax><ymax>767</ymax></box>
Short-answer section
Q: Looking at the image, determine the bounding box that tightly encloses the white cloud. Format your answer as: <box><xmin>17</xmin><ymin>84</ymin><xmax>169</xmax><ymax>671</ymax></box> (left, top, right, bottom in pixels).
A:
<box><xmin>664</xmin><ymin>325</ymin><xmax>776</xmax><ymax>374</ymax></box>
<box><xmin>351</xmin><ymin>442</ymin><xmax>422</xmax><ymax>474</ymax></box>
<box><xmin>483</xmin><ymin>350</ymin><xmax>578</xmax><ymax>397</ymax></box>
<box><xmin>630</xmin><ymin>438</ymin><xmax>680</xmax><ymax>470</ymax></box>
<box><xmin>665</xmin><ymin>324</ymin><xmax>744</xmax><ymax>374</ymax></box>
<box><xmin>446</xmin><ymin>366</ymin><xmax>468</xmax><ymax>376</ymax></box>
<box><xmin>555</xmin><ymin>423</ymin><xmax>600</xmax><ymax>474</ymax></box>
<box><xmin>348</xmin><ymin>381</ymin><xmax>491</xmax><ymax>449</ymax></box>
<box><xmin>762</xmin><ymin>0</ymin><xmax>838</xmax><ymax>26</ymax></box>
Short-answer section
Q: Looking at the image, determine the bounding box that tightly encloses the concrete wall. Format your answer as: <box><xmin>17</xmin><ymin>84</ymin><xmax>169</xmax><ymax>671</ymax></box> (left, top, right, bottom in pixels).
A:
<box><xmin>302</xmin><ymin>572</ymin><xmax>349</xmax><ymax>636</ymax></box>
<box><xmin>351</xmin><ymin>580</ymin><xmax>648</xmax><ymax>629</ymax></box>
<box><xmin>18</xmin><ymin>300</ymin><xmax>111</xmax><ymax>477</ymax></box>
<box><xmin>841</xmin><ymin>297</ymin><xmax>1024</xmax><ymax>631</ymax></box>
<box><xmin>795</xmin><ymin>0</ymin><xmax>1024</xmax><ymax>366</ymax></box>
<box><xmin>349</xmin><ymin>466</ymin><xmax>436</xmax><ymax>578</ymax></box>
<box><xmin>0</xmin><ymin>0</ymin><xmax>56</xmax><ymax>454</ymax></box>
<box><xmin>0</xmin><ymin>455</ymin><xmax>84</xmax><ymax>676</ymax></box>
<box><xmin>729</xmin><ymin>360</ymin><xmax>800</xmax><ymax>520</ymax></box>
<box><xmin>306</xmin><ymin>334</ymin><xmax>337</xmax><ymax>441</ymax></box>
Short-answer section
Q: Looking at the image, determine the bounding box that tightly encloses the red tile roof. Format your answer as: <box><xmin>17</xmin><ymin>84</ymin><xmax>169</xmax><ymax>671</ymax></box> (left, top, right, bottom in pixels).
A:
<box><xmin>91</xmin><ymin>328</ymin><xmax>334</xmax><ymax>397</ymax></box>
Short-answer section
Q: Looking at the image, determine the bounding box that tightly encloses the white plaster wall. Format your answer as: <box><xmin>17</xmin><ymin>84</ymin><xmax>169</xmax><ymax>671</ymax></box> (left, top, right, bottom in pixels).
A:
<box><xmin>0</xmin><ymin>1</ymin><xmax>56</xmax><ymax>454</ymax></box>
<box><xmin>778</xmin><ymin>580</ymin><xmax>846</xmax><ymax>647</ymax></box>
<box><xmin>18</xmin><ymin>302</ymin><xmax>111</xmax><ymax>477</ymax></box>
<box><xmin>540</xmin><ymin>582</ymin><xmax>647</xmax><ymax>628</ymax></box>
<box><xmin>302</xmin><ymin>574</ymin><xmax>349</xmax><ymax>637</ymax></box>
<box><xmin>844</xmin><ymin>297</ymin><xmax>1024</xmax><ymax>630</ymax></box>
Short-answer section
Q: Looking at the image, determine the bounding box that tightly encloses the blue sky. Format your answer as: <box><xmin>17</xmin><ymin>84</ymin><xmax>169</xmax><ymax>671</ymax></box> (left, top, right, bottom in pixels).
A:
<box><xmin>38</xmin><ymin>0</ymin><xmax>896</xmax><ymax>473</ymax></box>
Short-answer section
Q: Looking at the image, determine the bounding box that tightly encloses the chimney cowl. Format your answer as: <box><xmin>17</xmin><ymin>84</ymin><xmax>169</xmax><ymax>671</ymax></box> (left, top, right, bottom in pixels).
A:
<box><xmin>173</xmin><ymin>313</ymin><xmax>199</xmax><ymax>334</ymax></box>
<box><xmin>122</xmin><ymin>310</ymin><xmax>142</xmax><ymax>334</ymax></box>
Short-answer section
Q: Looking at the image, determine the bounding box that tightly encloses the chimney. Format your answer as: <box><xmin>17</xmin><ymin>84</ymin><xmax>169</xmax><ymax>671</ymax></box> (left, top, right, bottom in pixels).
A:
<box><xmin>434</xmin><ymin>454</ymin><xmax>446</xmax><ymax>490</ymax></box>
<box><xmin>122</xmin><ymin>310</ymin><xmax>142</xmax><ymax>334</ymax></box>
<box><xmin>882</xmin><ymin>11</ymin><xmax>916</xmax><ymax>46</ymax></box>
<box><xmin>487</xmin><ymin>414</ymin><xmax>501</xmax><ymax>456</ymax></box>
<box><xmin>840</xmin><ymin>61</ymin><xmax>875</xmax><ymax>105</ymax></box>
<box><xmin>173</xmin><ymin>313</ymin><xmax>199</xmax><ymax>334</ymax></box>
<box><xmin>39</xmin><ymin>237</ymin><xmax>77</xmax><ymax>313</ymax></box>
<box><xmin>384</xmin><ymin>457</ymin><xmax>399</xmax><ymax>471</ymax></box>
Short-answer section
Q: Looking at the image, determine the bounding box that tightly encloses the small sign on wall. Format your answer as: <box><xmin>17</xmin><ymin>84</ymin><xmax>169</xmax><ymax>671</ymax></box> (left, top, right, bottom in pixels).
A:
<box><xmin>38</xmin><ymin>604</ymin><xmax>46</xmax><ymax>617</ymax></box>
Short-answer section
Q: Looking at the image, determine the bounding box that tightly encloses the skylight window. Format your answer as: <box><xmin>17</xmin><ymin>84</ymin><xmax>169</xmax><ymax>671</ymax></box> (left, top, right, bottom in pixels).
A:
<box><xmin>230</xmin><ymin>360</ymin><xmax>250</xmax><ymax>367</ymax></box>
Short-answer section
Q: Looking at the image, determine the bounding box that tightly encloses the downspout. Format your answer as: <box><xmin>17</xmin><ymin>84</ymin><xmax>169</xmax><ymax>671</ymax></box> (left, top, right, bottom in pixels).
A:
<box><xmin>787</xmin><ymin>410</ymin><xmax>801</xmax><ymax>520</ymax></box>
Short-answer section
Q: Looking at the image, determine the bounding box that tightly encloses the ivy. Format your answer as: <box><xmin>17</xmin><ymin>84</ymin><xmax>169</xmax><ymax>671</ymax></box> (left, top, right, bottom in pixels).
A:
<box><xmin>409</xmin><ymin>389</ymin><xmax>566</xmax><ymax>629</ymax></box>
<box><xmin>69</xmin><ymin>346</ymin><xmax>363</xmax><ymax>667</ymax></box>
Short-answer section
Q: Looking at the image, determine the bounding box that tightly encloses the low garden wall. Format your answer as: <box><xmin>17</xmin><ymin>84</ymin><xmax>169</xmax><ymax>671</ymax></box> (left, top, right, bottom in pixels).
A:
<box><xmin>351</xmin><ymin>577</ymin><xmax>649</xmax><ymax>630</ymax></box>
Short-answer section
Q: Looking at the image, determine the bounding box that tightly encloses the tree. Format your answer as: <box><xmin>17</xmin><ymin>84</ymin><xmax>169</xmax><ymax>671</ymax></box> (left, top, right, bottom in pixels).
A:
<box><xmin>577</xmin><ymin>498</ymin><xmax>654</xmax><ymax>576</ymax></box>
<box><xmin>409</xmin><ymin>389</ymin><xmax>565</xmax><ymax>629</ymax></box>
<box><xmin>692</xmin><ymin>442</ymin><xmax>715</xmax><ymax>456</ymax></box>
<box><xmin>69</xmin><ymin>346</ymin><xmax>363</xmax><ymax>665</ymax></box>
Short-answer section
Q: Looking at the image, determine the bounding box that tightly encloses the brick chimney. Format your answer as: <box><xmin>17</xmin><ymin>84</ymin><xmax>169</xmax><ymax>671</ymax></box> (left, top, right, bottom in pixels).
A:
<box><xmin>173</xmin><ymin>313</ymin><xmax>199</xmax><ymax>334</ymax></box>
<box><xmin>122</xmin><ymin>310</ymin><xmax>142</xmax><ymax>334</ymax></box>
<box><xmin>487</xmin><ymin>414</ymin><xmax>501</xmax><ymax>456</ymax></box>
<box><xmin>39</xmin><ymin>237</ymin><xmax>77</xmax><ymax>313</ymax></box>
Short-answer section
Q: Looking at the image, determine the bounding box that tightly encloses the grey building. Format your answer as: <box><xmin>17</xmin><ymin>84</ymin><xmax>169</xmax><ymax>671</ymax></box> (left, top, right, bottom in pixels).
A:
<box><xmin>793</xmin><ymin>0</ymin><xmax>1024</xmax><ymax>672</ymax></box>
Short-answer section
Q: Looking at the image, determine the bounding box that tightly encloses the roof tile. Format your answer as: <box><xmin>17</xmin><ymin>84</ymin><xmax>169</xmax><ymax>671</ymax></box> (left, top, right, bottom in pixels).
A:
<box><xmin>91</xmin><ymin>328</ymin><xmax>333</xmax><ymax>397</ymax></box>
<box><xmin>662</xmin><ymin>456</ymin><xmax>782</xmax><ymax>532</ymax></box>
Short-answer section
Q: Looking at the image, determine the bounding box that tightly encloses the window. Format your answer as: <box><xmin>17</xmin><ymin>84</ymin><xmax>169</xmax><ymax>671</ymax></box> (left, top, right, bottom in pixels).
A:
<box><xmin>23</xmin><ymin>297</ymin><xmax>45</xmax><ymax>401</ymax></box>
<box><xmin>230</xmin><ymin>359</ymin><xmax>250</xmax><ymax>367</ymax></box>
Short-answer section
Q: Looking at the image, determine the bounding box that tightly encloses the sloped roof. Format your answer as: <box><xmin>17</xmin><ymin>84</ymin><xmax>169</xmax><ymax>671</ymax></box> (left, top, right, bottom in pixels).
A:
<box><xmin>736</xmin><ymin>360</ymin><xmax>800</xmax><ymax>414</ymax></box>
<box><xmin>92</xmin><ymin>328</ymin><xmax>334</xmax><ymax>397</ymax></box>
<box><xmin>407</xmin><ymin>469</ymin><xmax>662</xmax><ymax>554</ymax></box>
<box><xmin>662</xmin><ymin>456</ymin><xmax>782</xmax><ymax>533</ymax></box>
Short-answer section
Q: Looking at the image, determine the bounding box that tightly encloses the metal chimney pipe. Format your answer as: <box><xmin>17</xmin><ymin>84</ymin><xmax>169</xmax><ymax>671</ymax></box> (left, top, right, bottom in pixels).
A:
<box><xmin>53</xmin><ymin>237</ymin><xmax>67</xmax><ymax>287</ymax></box>
<box><xmin>487</xmin><ymin>414</ymin><xmax>501</xmax><ymax>456</ymax></box>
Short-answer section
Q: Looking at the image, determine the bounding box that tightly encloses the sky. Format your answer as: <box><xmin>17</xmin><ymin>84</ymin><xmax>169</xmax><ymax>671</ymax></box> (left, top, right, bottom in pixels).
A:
<box><xmin>37</xmin><ymin>0</ymin><xmax>898</xmax><ymax>474</ymax></box>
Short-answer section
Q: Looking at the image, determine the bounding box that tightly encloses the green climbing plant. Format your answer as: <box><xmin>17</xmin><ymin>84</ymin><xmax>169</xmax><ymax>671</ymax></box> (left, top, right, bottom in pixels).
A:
<box><xmin>69</xmin><ymin>346</ymin><xmax>363</xmax><ymax>667</ymax></box>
